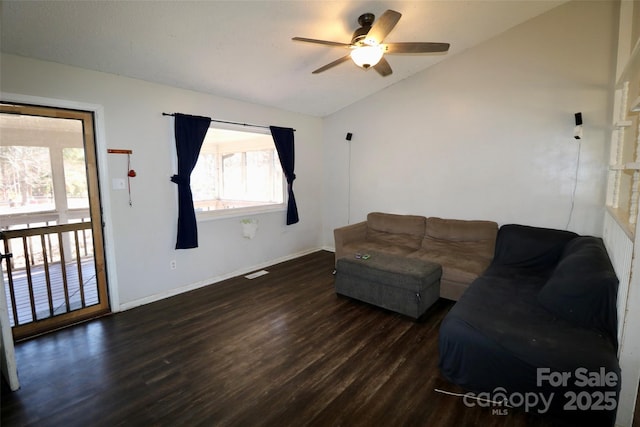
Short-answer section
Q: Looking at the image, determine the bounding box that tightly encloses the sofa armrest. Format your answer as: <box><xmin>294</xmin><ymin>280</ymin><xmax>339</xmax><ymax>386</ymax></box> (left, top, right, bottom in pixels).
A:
<box><xmin>334</xmin><ymin>221</ymin><xmax>368</xmax><ymax>265</ymax></box>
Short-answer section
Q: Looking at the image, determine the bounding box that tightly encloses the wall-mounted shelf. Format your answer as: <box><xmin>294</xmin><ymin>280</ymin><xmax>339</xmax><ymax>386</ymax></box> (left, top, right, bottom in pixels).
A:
<box><xmin>625</xmin><ymin>162</ymin><xmax>640</xmax><ymax>170</ymax></box>
<box><xmin>107</xmin><ymin>148</ymin><xmax>133</xmax><ymax>154</ymax></box>
<box><xmin>609</xmin><ymin>162</ymin><xmax>640</xmax><ymax>171</ymax></box>
<box><xmin>616</xmin><ymin>120</ymin><xmax>633</xmax><ymax>128</ymax></box>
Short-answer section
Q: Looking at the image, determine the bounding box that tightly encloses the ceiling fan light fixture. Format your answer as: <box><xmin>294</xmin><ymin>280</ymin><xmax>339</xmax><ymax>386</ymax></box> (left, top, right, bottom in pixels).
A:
<box><xmin>351</xmin><ymin>45</ymin><xmax>384</xmax><ymax>69</ymax></box>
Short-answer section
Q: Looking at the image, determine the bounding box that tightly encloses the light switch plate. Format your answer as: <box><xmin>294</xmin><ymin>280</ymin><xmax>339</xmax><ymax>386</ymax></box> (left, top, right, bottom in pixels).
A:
<box><xmin>112</xmin><ymin>178</ymin><xmax>126</xmax><ymax>190</ymax></box>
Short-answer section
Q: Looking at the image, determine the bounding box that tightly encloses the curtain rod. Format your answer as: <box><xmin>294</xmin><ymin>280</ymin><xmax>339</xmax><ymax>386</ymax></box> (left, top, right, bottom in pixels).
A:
<box><xmin>162</xmin><ymin>113</ymin><xmax>295</xmax><ymax>131</ymax></box>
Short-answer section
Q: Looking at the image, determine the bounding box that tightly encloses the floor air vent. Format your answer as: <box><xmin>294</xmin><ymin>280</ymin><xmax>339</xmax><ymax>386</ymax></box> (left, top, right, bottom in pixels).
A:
<box><xmin>245</xmin><ymin>270</ymin><xmax>269</xmax><ymax>279</ymax></box>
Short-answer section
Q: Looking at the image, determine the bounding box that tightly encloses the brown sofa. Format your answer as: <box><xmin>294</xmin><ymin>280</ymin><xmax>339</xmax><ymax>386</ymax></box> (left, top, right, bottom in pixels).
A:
<box><xmin>334</xmin><ymin>212</ymin><xmax>498</xmax><ymax>300</ymax></box>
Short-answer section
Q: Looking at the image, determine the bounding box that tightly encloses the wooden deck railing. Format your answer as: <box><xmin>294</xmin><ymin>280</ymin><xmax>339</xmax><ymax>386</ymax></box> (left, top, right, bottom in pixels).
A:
<box><xmin>1</xmin><ymin>209</ymin><xmax>91</xmax><ymax>267</ymax></box>
<box><xmin>1</xmin><ymin>222</ymin><xmax>98</xmax><ymax>327</ymax></box>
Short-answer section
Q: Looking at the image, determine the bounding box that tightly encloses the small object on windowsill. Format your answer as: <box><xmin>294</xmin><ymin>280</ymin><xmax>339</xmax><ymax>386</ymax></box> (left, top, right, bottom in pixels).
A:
<box><xmin>241</xmin><ymin>218</ymin><xmax>258</xmax><ymax>239</ymax></box>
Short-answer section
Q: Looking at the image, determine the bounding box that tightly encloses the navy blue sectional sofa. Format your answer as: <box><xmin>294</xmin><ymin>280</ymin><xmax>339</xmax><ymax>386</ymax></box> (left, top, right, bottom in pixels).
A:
<box><xmin>439</xmin><ymin>224</ymin><xmax>620</xmax><ymax>425</ymax></box>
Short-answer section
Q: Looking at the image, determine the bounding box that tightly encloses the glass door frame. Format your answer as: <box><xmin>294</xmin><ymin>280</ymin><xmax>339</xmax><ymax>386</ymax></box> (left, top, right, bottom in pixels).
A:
<box><xmin>0</xmin><ymin>100</ymin><xmax>113</xmax><ymax>340</ymax></box>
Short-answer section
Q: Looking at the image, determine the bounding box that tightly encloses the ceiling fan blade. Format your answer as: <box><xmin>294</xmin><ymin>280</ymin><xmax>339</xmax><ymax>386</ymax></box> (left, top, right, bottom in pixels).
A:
<box><xmin>373</xmin><ymin>57</ymin><xmax>392</xmax><ymax>77</ymax></box>
<box><xmin>383</xmin><ymin>42</ymin><xmax>450</xmax><ymax>54</ymax></box>
<box><xmin>365</xmin><ymin>10</ymin><xmax>401</xmax><ymax>44</ymax></box>
<box><xmin>312</xmin><ymin>55</ymin><xmax>351</xmax><ymax>74</ymax></box>
<box><xmin>292</xmin><ymin>37</ymin><xmax>352</xmax><ymax>48</ymax></box>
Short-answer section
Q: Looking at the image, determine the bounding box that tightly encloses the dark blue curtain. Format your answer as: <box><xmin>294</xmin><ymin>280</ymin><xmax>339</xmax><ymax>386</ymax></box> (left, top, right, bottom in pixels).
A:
<box><xmin>171</xmin><ymin>113</ymin><xmax>212</xmax><ymax>249</ymax></box>
<box><xmin>270</xmin><ymin>126</ymin><xmax>299</xmax><ymax>225</ymax></box>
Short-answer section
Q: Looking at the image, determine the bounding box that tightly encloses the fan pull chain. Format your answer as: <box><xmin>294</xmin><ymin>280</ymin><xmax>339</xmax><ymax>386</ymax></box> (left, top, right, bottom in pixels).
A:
<box><xmin>127</xmin><ymin>153</ymin><xmax>133</xmax><ymax>207</ymax></box>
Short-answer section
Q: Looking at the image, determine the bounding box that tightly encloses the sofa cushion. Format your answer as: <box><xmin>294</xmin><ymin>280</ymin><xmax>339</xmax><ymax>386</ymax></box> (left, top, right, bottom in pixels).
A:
<box><xmin>366</xmin><ymin>212</ymin><xmax>426</xmax><ymax>250</ymax></box>
<box><xmin>343</xmin><ymin>241</ymin><xmax>417</xmax><ymax>257</ymax></box>
<box><xmin>425</xmin><ymin>217</ymin><xmax>498</xmax><ymax>242</ymax></box>
<box><xmin>422</xmin><ymin>218</ymin><xmax>498</xmax><ymax>260</ymax></box>
<box><xmin>409</xmin><ymin>248</ymin><xmax>491</xmax><ymax>284</ymax></box>
<box><xmin>488</xmin><ymin>224</ymin><xmax>578</xmax><ymax>276</ymax></box>
<box><xmin>537</xmin><ymin>236</ymin><xmax>618</xmax><ymax>342</ymax></box>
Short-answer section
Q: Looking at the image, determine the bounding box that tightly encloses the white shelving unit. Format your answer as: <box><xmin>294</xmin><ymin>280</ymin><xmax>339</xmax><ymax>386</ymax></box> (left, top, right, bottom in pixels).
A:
<box><xmin>607</xmin><ymin>39</ymin><xmax>640</xmax><ymax>232</ymax></box>
<box><xmin>604</xmin><ymin>3</ymin><xmax>640</xmax><ymax>425</ymax></box>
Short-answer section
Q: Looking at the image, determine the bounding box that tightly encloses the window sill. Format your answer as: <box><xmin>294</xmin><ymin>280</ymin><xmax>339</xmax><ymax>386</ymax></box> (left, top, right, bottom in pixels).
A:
<box><xmin>196</xmin><ymin>203</ymin><xmax>286</xmax><ymax>222</ymax></box>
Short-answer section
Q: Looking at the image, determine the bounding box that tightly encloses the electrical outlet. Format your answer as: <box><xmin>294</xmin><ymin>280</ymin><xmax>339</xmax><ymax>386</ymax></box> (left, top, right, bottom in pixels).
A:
<box><xmin>170</xmin><ymin>260</ymin><xmax>177</xmax><ymax>270</ymax></box>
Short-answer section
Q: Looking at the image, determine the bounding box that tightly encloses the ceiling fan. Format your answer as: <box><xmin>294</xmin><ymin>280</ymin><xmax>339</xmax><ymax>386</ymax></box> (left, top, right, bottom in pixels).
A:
<box><xmin>292</xmin><ymin>9</ymin><xmax>450</xmax><ymax>77</ymax></box>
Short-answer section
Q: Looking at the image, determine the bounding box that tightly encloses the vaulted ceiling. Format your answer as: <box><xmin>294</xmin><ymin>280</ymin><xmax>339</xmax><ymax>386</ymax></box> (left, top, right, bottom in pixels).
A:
<box><xmin>1</xmin><ymin>1</ymin><xmax>565</xmax><ymax>117</ymax></box>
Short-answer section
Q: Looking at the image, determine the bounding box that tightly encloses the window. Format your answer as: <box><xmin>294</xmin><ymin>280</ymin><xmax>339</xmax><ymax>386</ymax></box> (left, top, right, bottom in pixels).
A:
<box><xmin>0</xmin><ymin>114</ymin><xmax>88</xmax><ymax>217</ymax></box>
<box><xmin>0</xmin><ymin>145</ymin><xmax>54</xmax><ymax>214</ymax></box>
<box><xmin>63</xmin><ymin>147</ymin><xmax>89</xmax><ymax>210</ymax></box>
<box><xmin>190</xmin><ymin>126</ymin><xmax>284</xmax><ymax>216</ymax></box>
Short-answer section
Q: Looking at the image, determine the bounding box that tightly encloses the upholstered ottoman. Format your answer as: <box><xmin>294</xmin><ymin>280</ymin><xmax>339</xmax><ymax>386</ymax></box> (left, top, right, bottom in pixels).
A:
<box><xmin>335</xmin><ymin>252</ymin><xmax>442</xmax><ymax>319</ymax></box>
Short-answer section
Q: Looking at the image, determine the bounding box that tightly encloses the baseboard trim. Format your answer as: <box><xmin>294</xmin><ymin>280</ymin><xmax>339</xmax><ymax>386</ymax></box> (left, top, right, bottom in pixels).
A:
<box><xmin>118</xmin><ymin>247</ymin><xmax>324</xmax><ymax>312</ymax></box>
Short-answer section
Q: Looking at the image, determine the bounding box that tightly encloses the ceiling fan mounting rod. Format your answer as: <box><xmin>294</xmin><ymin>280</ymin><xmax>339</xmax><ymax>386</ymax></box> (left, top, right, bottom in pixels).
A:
<box><xmin>351</xmin><ymin>12</ymin><xmax>375</xmax><ymax>45</ymax></box>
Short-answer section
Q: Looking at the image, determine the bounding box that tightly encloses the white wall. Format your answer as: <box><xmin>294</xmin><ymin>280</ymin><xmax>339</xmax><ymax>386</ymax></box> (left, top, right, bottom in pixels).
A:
<box><xmin>323</xmin><ymin>0</ymin><xmax>617</xmax><ymax>247</ymax></box>
<box><xmin>1</xmin><ymin>54</ymin><xmax>324</xmax><ymax>309</ymax></box>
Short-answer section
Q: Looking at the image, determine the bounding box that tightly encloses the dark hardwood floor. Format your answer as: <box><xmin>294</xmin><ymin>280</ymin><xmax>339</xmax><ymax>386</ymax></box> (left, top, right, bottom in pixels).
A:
<box><xmin>635</xmin><ymin>387</ymin><xmax>640</xmax><ymax>427</ymax></box>
<box><xmin>2</xmin><ymin>250</ymin><xmax>562</xmax><ymax>426</ymax></box>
